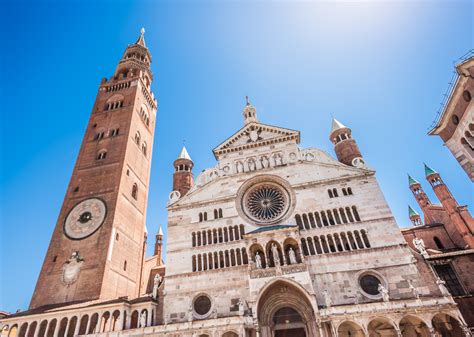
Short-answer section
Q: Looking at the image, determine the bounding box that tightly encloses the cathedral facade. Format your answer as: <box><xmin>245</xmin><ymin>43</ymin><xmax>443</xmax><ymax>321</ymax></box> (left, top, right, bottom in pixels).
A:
<box><xmin>0</xmin><ymin>30</ymin><xmax>472</xmax><ymax>337</ymax></box>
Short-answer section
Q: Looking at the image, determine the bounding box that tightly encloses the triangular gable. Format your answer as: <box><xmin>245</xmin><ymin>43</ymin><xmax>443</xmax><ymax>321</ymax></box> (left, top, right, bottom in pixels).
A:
<box><xmin>213</xmin><ymin>122</ymin><xmax>300</xmax><ymax>159</ymax></box>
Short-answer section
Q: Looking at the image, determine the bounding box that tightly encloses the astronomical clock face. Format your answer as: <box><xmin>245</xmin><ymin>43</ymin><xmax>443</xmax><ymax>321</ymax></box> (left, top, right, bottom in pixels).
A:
<box><xmin>64</xmin><ymin>198</ymin><xmax>107</xmax><ymax>240</ymax></box>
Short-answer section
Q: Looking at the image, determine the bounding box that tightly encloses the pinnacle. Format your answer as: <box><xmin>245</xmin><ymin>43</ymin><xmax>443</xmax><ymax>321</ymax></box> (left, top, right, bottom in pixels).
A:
<box><xmin>408</xmin><ymin>205</ymin><xmax>419</xmax><ymax>217</ymax></box>
<box><xmin>408</xmin><ymin>174</ymin><xmax>419</xmax><ymax>186</ymax></box>
<box><xmin>330</xmin><ymin>118</ymin><xmax>347</xmax><ymax>133</ymax></box>
<box><xmin>177</xmin><ymin>146</ymin><xmax>192</xmax><ymax>161</ymax></box>
<box><xmin>135</xmin><ymin>27</ymin><xmax>147</xmax><ymax>48</ymax></box>
<box><xmin>424</xmin><ymin>163</ymin><xmax>437</xmax><ymax>177</ymax></box>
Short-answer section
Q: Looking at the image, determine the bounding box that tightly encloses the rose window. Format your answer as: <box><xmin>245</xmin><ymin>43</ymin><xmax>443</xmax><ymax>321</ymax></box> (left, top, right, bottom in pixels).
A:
<box><xmin>246</xmin><ymin>185</ymin><xmax>285</xmax><ymax>221</ymax></box>
<box><xmin>237</xmin><ymin>177</ymin><xmax>294</xmax><ymax>226</ymax></box>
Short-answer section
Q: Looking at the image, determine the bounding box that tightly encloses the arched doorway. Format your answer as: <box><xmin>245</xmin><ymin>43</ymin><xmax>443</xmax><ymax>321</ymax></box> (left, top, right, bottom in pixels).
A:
<box><xmin>274</xmin><ymin>307</ymin><xmax>306</xmax><ymax>337</ymax></box>
<box><xmin>257</xmin><ymin>279</ymin><xmax>317</xmax><ymax>337</ymax></box>
<box><xmin>338</xmin><ymin>321</ymin><xmax>365</xmax><ymax>337</ymax></box>
<box><xmin>432</xmin><ymin>313</ymin><xmax>465</xmax><ymax>337</ymax></box>
<box><xmin>368</xmin><ymin>318</ymin><xmax>397</xmax><ymax>337</ymax></box>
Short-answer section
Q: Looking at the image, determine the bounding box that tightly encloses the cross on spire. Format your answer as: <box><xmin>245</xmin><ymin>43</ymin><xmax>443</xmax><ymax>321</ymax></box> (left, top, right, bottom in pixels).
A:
<box><xmin>245</xmin><ymin>95</ymin><xmax>250</xmax><ymax>106</ymax></box>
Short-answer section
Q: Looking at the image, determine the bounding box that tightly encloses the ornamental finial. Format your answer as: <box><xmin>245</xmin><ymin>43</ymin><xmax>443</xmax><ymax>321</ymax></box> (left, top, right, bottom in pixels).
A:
<box><xmin>140</xmin><ymin>27</ymin><xmax>145</xmax><ymax>36</ymax></box>
<box><xmin>245</xmin><ymin>95</ymin><xmax>250</xmax><ymax>106</ymax></box>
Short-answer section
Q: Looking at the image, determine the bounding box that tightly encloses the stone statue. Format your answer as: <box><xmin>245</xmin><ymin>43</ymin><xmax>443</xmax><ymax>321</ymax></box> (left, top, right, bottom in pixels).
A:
<box><xmin>271</xmin><ymin>243</ymin><xmax>280</xmax><ymax>266</ymax></box>
<box><xmin>261</xmin><ymin>156</ymin><xmax>269</xmax><ymax>168</ymax></box>
<box><xmin>139</xmin><ymin>311</ymin><xmax>147</xmax><ymax>328</ymax></box>
<box><xmin>188</xmin><ymin>304</ymin><xmax>194</xmax><ymax>322</ymax></box>
<box><xmin>288</xmin><ymin>247</ymin><xmax>297</xmax><ymax>265</ymax></box>
<box><xmin>413</xmin><ymin>237</ymin><xmax>429</xmax><ymax>258</ymax></box>
<box><xmin>408</xmin><ymin>280</ymin><xmax>420</xmax><ymax>299</ymax></box>
<box><xmin>322</xmin><ymin>290</ymin><xmax>332</xmax><ymax>307</ymax></box>
<box><xmin>436</xmin><ymin>278</ymin><xmax>451</xmax><ymax>297</ymax></box>
<box><xmin>238</xmin><ymin>298</ymin><xmax>245</xmax><ymax>316</ymax></box>
<box><xmin>255</xmin><ymin>252</ymin><xmax>262</xmax><ymax>269</ymax></box>
<box><xmin>378</xmin><ymin>284</ymin><xmax>389</xmax><ymax>302</ymax></box>
<box><xmin>152</xmin><ymin>274</ymin><xmax>162</xmax><ymax>299</ymax></box>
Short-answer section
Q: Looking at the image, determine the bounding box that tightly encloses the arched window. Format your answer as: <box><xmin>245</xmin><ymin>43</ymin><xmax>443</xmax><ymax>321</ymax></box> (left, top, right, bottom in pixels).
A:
<box><xmin>328</xmin><ymin>189</ymin><xmax>333</xmax><ymax>198</ymax></box>
<box><xmin>96</xmin><ymin>150</ymin><xmax>107</xmax><ymax>160</ymax></box>
<box><xmin>352</xmin><ymin>206</ymin><xmax>361</xmax><ymax>221</ymax></box>
<box><xmin>110</xmin><ymin>127</ymin><xmax>120</xmax><ymax>137</ymax></box>
<box><xmin>219</xmin><ymin>208</ymin><xmax>223</xmax><ymax>218</ymax></box>
<box><xmin>203</xmin><ymin>212</ymin><xmax>208</xmax><ymax>221</ymax></box>
<box><xmin>342</xmin><ymin>188</ymin><xmax>347</xmax><ymax>196</ymax></box>
<box><xmin>214</xmin><ymin>209</ymin><xmax>218</xmax><ymax>219</ymax></box>
<box><xmin>199</xmin><ymin>213</ymin><xmax>203</xmax><ymax>222</ymax></box>
<box><xmin>131</xmin><ymin>183</ymin><xmax>138</xmax><ymax>200</ymax></box>
<box><xmin>295</xmin><ymin>214</ymin><xmax>303</xmax><ymax>230</ymax></box>
<box><xmin>434</xmin><ymin>236</ymin><xmax>444</xmax><ymax>250</ymax></box>
<box><xmin>333</xmin><ymin>188</ymin><xmax>338</xmax><ymax>197</ymax></box>
<box><xmin>141</xmin><ymin>142</ymin><xmax>147</xmax><ymax>156</ymax></box>
<box><xmin>123</xmin><ymin>260</ymin><xmax>127</xmax><ymax>271</ymax></box>
<box><xmin>95</xmin><ymin>130</ymin><xmax>105</xmax><ymax>140</ymax></box>
<box><xmin>134</xmin><ymin>131</ymin><xmax>140</xmax><ymax>145</ymax></box>
<box><xmin>347</xmin><ymin>187</ymin><xmax>353</xmax><ymax>195</ymax></box>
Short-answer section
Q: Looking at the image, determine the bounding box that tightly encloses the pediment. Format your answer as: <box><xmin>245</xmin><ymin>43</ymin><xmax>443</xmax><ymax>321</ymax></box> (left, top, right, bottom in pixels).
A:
<box><xmin>213</xmin><ymin>122</ymin><xmax>300</xmax><ymax>159</ymax></box>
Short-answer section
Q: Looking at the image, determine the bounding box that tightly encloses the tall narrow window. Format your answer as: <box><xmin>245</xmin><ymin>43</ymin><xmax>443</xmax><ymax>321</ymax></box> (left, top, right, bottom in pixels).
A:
<box><xmin>433</xmin><ymin>237</ymin><xmax>444</xmax><ymax>250</ymax></box>
<box><xmin>328</xmin><ymin>189</ymin><xmax>334</xmax><ymax>198</ymax></box>
<box><xmin>131</xmin><ymin>183</ymin><xmax>138</xmax><ymax>200</ymax></box>
<box><xmin>96</xmin><ymin>150</ymin><xmax>107</xmax><ymax>160</ymax></box>
<box><xmin>134</xmin><ymin>131</ymin><xmax>140</xmax><ymax>145</ymax></box>
<box><xmin>433</xmin><ymin>264</ymin><xmax>465</xmax><ymax>296</ymax></box>
<box><xmin>141</xmin><ymin>142</ymin><xmax>147</xmax><ymax>156</ymax></box>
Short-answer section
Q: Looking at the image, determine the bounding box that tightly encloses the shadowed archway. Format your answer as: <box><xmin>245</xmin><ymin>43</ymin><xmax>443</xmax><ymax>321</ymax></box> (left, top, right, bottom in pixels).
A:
<box><xmin>257</xmin><ymin>279</ymin><xmax>317</xmax><ymax>337</ymax></box>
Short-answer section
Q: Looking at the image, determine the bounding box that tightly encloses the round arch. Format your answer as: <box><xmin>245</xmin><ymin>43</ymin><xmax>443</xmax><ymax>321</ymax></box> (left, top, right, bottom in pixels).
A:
<box><xmin>222</xmin><ymin>331</ymin><xmax>239</xmax><ymax>337</ymax></box>
<box><xmin>367</xmin><ymin>317</ymin><xmax>397</xmax><ymax>337</ymax></box>
<box><xmin>399</xmin><ymin>315</ymin><xmax>430</xmax><ymax>337</ymax></box>
<box><xmin>337</xmin><ymin>321</ymin><xmax>365</xmax><ymax>337</ymax></box>
<box><xmin>432</xmin><ymin>313</ymin><xmax>465</xmax><ymax>337</ymax></box>
<box><xmin>256</xmin><ymin>278</ymin><xmax>317</xmax><ymax>337</ymax></box>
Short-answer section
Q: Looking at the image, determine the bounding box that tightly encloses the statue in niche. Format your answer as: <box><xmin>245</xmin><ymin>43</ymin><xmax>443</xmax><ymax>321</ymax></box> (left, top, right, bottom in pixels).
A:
<box><xmin>260</xmin><ymin>156</ymin><xmax>269</xmax><ymax>169</ymax></box>
<box><xmin>436</xmin><ymin>278</ymin><xmax>451</xmax><ymax>297</ymax></box>
<box><xmin>288</xmin><ymin>247</ymin><xmax>297</xmax><ymax>265</ymax></box>
<box><xmin>408</xmin><ymin>280</ymin><xmax>420</xmax><ymax>299</ymax></box>
<box><xmin>271</xmin><ymin>243</ymin><xmax>280</xmax><ymax>266</ymax></box>
<box><xmin>255</xmin><ymin>252</ymin><xmax>263</xmax><ymax>269</ymax></box>
<box><xmin>139</xmin><ymin>311</ymin><xmax>147</xmax><ymax>328</ymax></box>
<box><xmin>322</xmin><ymin>290</ymin><xmax>332</xmax><ymax>307</ymax></box>
<box><xmin>152</xmin><ymin>274</ymin><xmax>162</xmax><ymax>299</ymax></box>
<box><xmin>238</xmin><ymin>298</ymin><xmax>245</xmax><ymax>316</ymax></box>
<box><xmin>413</xmin><ymin>237</ymin><xmax>429</xmax><ymax>258</ymax></box>
<box><xmin>378</xmin><ymin>284</ymin><xmax>390</xmax><ymax>302</ymax></box>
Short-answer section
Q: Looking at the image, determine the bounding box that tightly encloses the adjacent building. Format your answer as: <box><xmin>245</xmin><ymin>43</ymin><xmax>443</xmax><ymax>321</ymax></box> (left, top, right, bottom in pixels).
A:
<box><xmin>429</xmin><ymin>53</ymin><xmax>474</xmax><ymax>181</ymax></box>
<box><xmin>402</xmin><ymin>164</ymin><xmax>474</xmax><ymax>329</ymax></box>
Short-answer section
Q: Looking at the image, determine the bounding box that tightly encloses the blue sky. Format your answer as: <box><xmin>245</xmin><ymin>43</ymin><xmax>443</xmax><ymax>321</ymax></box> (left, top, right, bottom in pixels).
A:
<box><xmin>0</xmin><ymin>0</ymin><xmax>472</xmax><ymax>313</ymax></box>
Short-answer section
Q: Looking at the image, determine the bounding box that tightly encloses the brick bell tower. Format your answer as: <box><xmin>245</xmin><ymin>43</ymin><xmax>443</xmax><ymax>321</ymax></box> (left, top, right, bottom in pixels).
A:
<box><xmin>329</xmin><ymin>118</ymin><xmax>365</xmax><ymax>167</ymax></box>
<box><xmin>424</xmin><ymin>164</ymin><xmax>474</xmax><ymax>248</ymax></box>
<box><xmin>172</xmin><ymin>146</ymin><xmax>194</xmax><ymax>197</ymax></box>
<box><xmin>30</xmin><ymin>28</ymin><xmax>157</xmax><ymax>309</ymax></box>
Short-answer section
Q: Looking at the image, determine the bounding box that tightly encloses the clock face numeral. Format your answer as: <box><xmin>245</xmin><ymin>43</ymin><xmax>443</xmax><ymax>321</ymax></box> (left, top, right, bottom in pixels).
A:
<box><xmin>64</xmin><ymin>198</ymin><xmax>107</xmax><ymax>240</ymax></box>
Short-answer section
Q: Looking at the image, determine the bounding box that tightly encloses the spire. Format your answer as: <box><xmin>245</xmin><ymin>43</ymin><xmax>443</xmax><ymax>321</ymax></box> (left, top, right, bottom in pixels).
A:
<box><xmin>243</xmin><ymin>96</ymin><xmax>258</xmax><ymax>124</ymax></box>
<box><xmin>408</xmin><ymin>174</ymin><xmax>419</xmax><ymax>186</ymax></box>
<box><xmin>177</xmin><ymin>146</ymin><xmax>192</xmax><ymax>161</ymax></box>
<box><xmin>424</xmin><ymin>163</ymin><xmax>437</xmax><ymax>177</ymax></box>
<box><xmin>135</xmin><ymin>27</ymin><xmax>147</xmax><ymax>48</ymax></box>
<box><xmin>408</xmin><ymin>205</ymin><xmax>419</xmax><ymax>217</ymax></box>
<box><xmin>330</xmin><ymin>118</ymin><xmax>347</xmax><ymax>133</ymax></box>
<box><xmin>158</xmin><ymin>225</ymin><xmax>163</xmax><ymax>236</ymax></box>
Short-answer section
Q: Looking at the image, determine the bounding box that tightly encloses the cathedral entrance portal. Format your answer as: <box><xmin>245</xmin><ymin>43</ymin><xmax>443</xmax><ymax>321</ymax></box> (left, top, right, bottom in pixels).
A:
<box><xmin>273</xmin><ymin>307</ymin><xmax>306</xmax><ymax>337</ymax></box>
<box><xmin>256</xmin><ymin>279</ymin><xmax>317</xmax><ymax>337</ymax></box>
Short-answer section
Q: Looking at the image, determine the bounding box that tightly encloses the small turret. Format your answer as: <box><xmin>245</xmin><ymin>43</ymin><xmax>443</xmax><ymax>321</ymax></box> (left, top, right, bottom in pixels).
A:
<box><xmin>329</xmin><ymin>118</ymin><xmax>364</xmax><ymax>167</ymax></box>
<box><xmin>154</xmin><ymin>226</ymin><xmax>163</xmax><ymax>260</ymax></box>
<box><xmin>409</xmin><ymin>205</ymin><xmax>422</xmax><ymax>226</ymax></box>
<box><xmin>243</xmin><ymin>96</ymin><xmax>258</xmax><ymax>125</ymax></box>
<box><xmin>173</xmin><ymin>146</ymin><xmax>194</xmax><ymax>197</ymax></box>
<box><xmin>408</xmin><ymin>174</ymin><xmax>433</xmax><ymax>223</ymax></box>
<box><xmin>424</xmin><ymin>164</ymin><xmax>474</xmax><ymax>248</ymax></box>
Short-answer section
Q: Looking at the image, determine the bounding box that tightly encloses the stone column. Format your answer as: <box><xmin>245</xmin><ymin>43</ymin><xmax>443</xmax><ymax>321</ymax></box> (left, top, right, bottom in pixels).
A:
<box><xmin>74</xmin><ymin>317</ymin><xmax>81</xmax><ymax>336</ymax></box>
<box><xmin>53</xmin><ymin>319</ymin><xmax>60</xmax><ymax>337</ymax></box>
<box><xmin>64</xmin><ymin>319</ymin><xmax>71</xmax><ymax>337</ymax></box>
<box><xmin>85</xmin><ymin>316</ymin><xmax>92</xmax><ymax>334</ymax></box>
<box><xmin>147</xmin><ymin>309</ymin><xmax>153</xmax><ymax>327</ymax></box>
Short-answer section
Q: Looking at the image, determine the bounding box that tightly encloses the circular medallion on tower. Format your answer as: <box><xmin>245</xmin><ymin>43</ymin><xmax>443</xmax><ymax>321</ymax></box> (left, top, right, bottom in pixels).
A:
<box><xmin>64</xmin><ymin>198</ymin><xmax>107</xmax><ymax>240</ymax></box>
<box><xmin>236</xmin><ymin>175</ymin><xmax>295</xmax><ymax>226</ymax></box>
